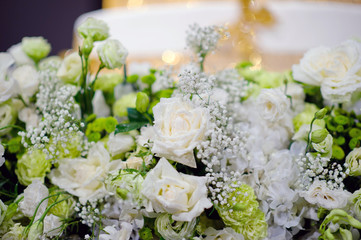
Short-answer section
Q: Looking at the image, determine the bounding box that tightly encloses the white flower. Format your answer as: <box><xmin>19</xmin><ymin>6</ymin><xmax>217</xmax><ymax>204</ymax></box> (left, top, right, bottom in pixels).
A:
<box><xmin>2</xmin><ymin>223</ymin><xmax>25</xmax><ymax>240</ymax></box>
<box><xmin>257</xmin><ymin>88</ymin><xmax>290</xmax><ymax>122</ymax></box>
<box><xmin>43</xmin><ymin>214</ymin><xmax>62</xmax><ymax>237</ymax></box>
<box><xmin>312</xmin><ymin>133</ymin><xmax>333</xmax><ymax>157</ymax></box>
<box><xmin>77</xmin><ymin>17</ymin><xmax>109</xmax><ymax>41</ymax></box>
<box><xmin>57</xmin><ymin>52</ymin><xmax>82</xmax><ymax>84</ymax></box>
<box><xmin>18</xmin><ymin>179</ymin><xmax>49</xmax><ymax>219</ymax></box>
<box><xmin>99</xmin><ymin>223</ymin><xmax>132</xmax><ymax>240</ymax></box>
<box><xmin>203</xmin><ymin>227</ymin><xmax>244</xmax><ymax>240</ymax></box>
<box><xmin>107</xmin><ymin>132</ymin><xmax>134</xmax><ymax>157</ymax></box>
<box><xmin>0</xmin><ymin>53</ymin><xmax>16</xmax><ymax>103</ymax></box>
<box><xmin>148</xmin><ymin>97</ymin><xmax>209</xmax><ymax>168</ymax></box>
<box><xmin>121</xmin><ymin>155</ymin><xmax>152</xmax><ymax>170</ymax></box>
<box><xmin>0</xmin><ymin>199</ymin><xmax>7</xmax><ymax>226</ymax></box>
<box><xmin>300</xmin><ymin>180</ymin><xmax>351</xmax><ymax>209</ymax></box>
<box><xmin>293</xmin><ymin>40</ymin><xmax>361</xmax><ymax>103</ymax></box>
<box><xmin>97</xmin><ymin>39</ymin><xmax>128</xmax><ymax>69</ymax></box>
<box><xmin>141</xmin><ymin>158</ymin><xmax>212</xmax><ymax>221</ymax></box>
<box><xmin>92</xmin><ymin>90</ymin><xmax>110</xmax><ymax>117</ymax></box>
<box><xmin>346</xmin><ymin>147</ymin><xmax>361</xmax><ymax>176</ymax></box>
<box><xmin>12</xmin><ymin>65</ymin><xmax>39</xmax><ymax>99</ymax></box>
<box><xmin>7</xmin><ymin>43</ymin><xmax>33</xmax><ymax>65</ymax></box>
<box><xmin>155</xmin><ymin>213</ymin><xmax>197</xmax><ymax>240</ymax></box>
<box><xmin>0</xmin><ymin>144</ymin><xmax>5</xmax><ymax>167</ymax></box>
<box><xmin>18</xmin><ymin>107</ymin><xmax>40</xmax><ymax>131</ymax></box>
<box><xmin>49</xmin><ymin>142</ymin><xmax>122</xmax><ymax>203</ymax></box>
<box><xmin>0</xmin><ymin>100</ymin><xmax>22</xmax><ymax>136</ymax></box>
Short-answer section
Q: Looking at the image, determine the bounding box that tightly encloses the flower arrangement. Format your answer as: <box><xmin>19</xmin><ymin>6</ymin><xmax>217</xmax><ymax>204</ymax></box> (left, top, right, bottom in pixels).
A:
<box><xmin>1</xmin><ymin>17</ymin><xmax>361</xmax><ymax>240</ymax></box>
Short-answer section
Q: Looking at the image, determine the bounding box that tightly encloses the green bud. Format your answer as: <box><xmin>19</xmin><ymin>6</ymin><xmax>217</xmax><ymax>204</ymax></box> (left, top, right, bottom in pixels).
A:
<box><xmin>315</xmin><ymin>108</ymin><xmax>328</xmax><ymax>119</ymax></box>
<box><xmin>127</xmin><ymin>74</ymin><xmax>139</xmax><ymax>84</ymax></box>
<box><xmin>139</xmin><ymin>227</ymin><xmax>153</xmax><ymax>240</ymax></box>
<box><xmin>326</xmin><ymin>118</ymin><xmax>337</xmax><ymax>132</ymax></box>
<box><xmin>339</xmin><ymin>228</ymin><xmax>352</xmax><ymax>240</ymax></box>
<box><xmin>349</xmin><ymin>128</ymin><xmax>361</xmax><ymax>138</ymax></box>
<box><xmin>334</xmin><ymin>115</ymin><xmax>349</xmax><ymax>125</ymax></box>
<box><xmin>336</xmin><ymin>125</ymin><xmax>344</xmax><ymax>133</ymax></box>
<box><xmin>104</xmin><ymin>117</ymin><xmax>118</xmax><ymax>133</ymax></box>
<box><xmin>85</xmin><ymin>113</ymin><xmax>97</xmax><ymax>123</ymax></box>
<box><xmin>335</xmin><ymin>136</ymin><xmax>346</xmax><ymax>146</ymax></box>
<box><xmin>22</xmin><ymin>37</ymin><xmax>51</xmax><ymax>62</ymax></box>
<box><xmin>112</xmin><ymin>93</ymin><xmax>137</xmax><ymax>117</ymax></box>
<box><xmin>81</xmin><ymin>37</ymin><xmax>94</xmax><ymax>57</ymax></box>
<box><xmin>141</xmin><ymin>74</ymin><xmax>156</xmax><ymax>85</ymax></box>
<box><xmin>311</xmin><ymin>129</ymin><xmax>329</xmax><ymax>144</ymax></box>
<box><xmin>155</xmin><ymin>89</ymin><xmax>174</xmax><ymax>99</ymax></box>
<box><xmin>236</xmin><ymin>61</ymin><xmax>253</xmax><ymax>69</ymax></box>
<box><xmin>88</xmin><ymin>132</ymin><xmax>101</xmax><ymax>142</ymax></box>
<box><xmin>332</xmin><ymin>145</ymin><xmax>345</xmax><ymax>160</ymax></box>
<box><xmin>136</xmin><ymin>92</ymin><xmax>149</xmax><ymax>113</ymax></box>
<box><xmin>116</xmin><ymin>188</ymin><xmax>129</xmax><ymax>200</ymax></box>
<box><xmin>349</xmin><ymin>138</ymin><xmax>360</xmax><ymax>150</ymax></box>
<box><xmin>28</xmin><ymin>221</ymin><xmax>43</xmax><ymax>240</ymax></box>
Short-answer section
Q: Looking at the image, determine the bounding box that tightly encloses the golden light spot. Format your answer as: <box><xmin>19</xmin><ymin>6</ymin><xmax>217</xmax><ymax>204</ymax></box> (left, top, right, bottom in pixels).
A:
<box><xmin>162</xmin><ymin>50</ymin><xmax>181</xmax><ymax>65</ymax></box>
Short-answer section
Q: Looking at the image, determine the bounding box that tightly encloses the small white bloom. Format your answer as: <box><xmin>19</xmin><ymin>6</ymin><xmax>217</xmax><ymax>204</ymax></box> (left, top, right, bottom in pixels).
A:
<box><xmin>7</xmin><ymin>43</ymin><xmax>33</xmax><ymax>65</ymax></box>
<box><xmin>18</xmin><ymin>179</ymin><xmax>49</xmax><ymax>220</ymax></box>
<box><xmin>49</xmin><ymin>142</ymin><xmax>123</xmax><ymax>204</ymax></box>
<box><xmin>203</xmin><ymin>227</ymin><xmax>244</xmax><ymax>240</ymax></box>
<box><xmin>43</xmin><ymin>214</ymin><xmax>62</xmax><ymax>237</ymax></box>
<box><xmin>121</xmin><ymin>155</ymin><xmax>151</xmax><ymax>170</ymax></box>
<box><xmin>12</xmin><ymin>65</ymin><xmax>39</xmax><ymax>99</ymax></box>
<box><xmin>142</xmin><ymin>158</ymin><xmax>212</xmax><ymax>221</ymax></box>
<box><xmin>0</xmin><ymin>53</ymin><xmax>16</xmax><ymax>103</ymax></box>
<box><xmin>18</xmin><ymin>107</ymin><xmax>40</xmax><ymax>130</ymax></box>
<box><xmin>57</xmin><ymin>52</ymin><xmax>82</xmax><ymax>84</ymax></box>
<box><xmin>99</xmin><ymin>223</ymin><xmax>132</xmax><ymax>240</ymax></box>
<box><xmin>107</xmin><ymin>132</ymin><xmax>134</xmax><ymax>157</ymax></box>
<box><xmin>97</xmin><ymin>39</ymin><xmax>128</xmax><ymax>69</ymax></box>
<box><xmin>257</xmin><ymin>88</ymin><xmax>290</xmax><ymax>122</ymax></box>
<box><xmin>300</xmin><ymin>180</ymin><xmax>351</xmax><ymax>209</ymax></box>
<box><xmin>148</xmin><ymin>97</ymin><xmax>210</xmax><ymax>168</ymax></box>
<box><xmin>346</xmin><ymin>147</ymin><xmax>361</xmax><ymax>176</ymax></box>
<box><xmin>92</xmin><ymin>90</ymin><xmax>110</xmax><ymax>117</ymax></box>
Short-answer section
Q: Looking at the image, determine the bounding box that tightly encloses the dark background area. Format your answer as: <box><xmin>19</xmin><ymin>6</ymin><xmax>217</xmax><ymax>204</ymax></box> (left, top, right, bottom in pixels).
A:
<box><xmin>0</xmin><ymin>0</ymin><xmax>102</xmax><ymax>55</ymax></box>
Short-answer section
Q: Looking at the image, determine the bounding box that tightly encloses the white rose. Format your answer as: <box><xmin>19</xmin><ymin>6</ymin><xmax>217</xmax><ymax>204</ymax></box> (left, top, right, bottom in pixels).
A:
<box><xmin>346</xmin><ymin>147</ymin><xmax>361</xmax><ymax>176</ymax></box>
<box><xmin>141</xmin><ymin>158</ymin><xmax>212</xmax><ymax>222</ymax></box>
<box><xmin>257</xmin><ymin>88</ymin><xmax>290</xmax><ymax>122</ymax></box>
<box><xmin>300</xmin><ymin>180</ymin><xmax>351</xmax><ymax>209</ymax></box>
<box><xmin>92</xmin><ymin>90</ymin><xmax>110</xmax><ymax>117</ymax></box>
<box><xmin>0</xmin><ymin>144</ymin><xmax>5</xmax><ymax>167</ymax></box>
<box><xmin>99</xmin><ymin>223</ymin><xmax>132</xmax><ymax>240</ymax></box>
<box><xmin>12</xmin><ymin>65</ymin><xmax>39</xmax><ymax>99</ymax></box>
<box><xmin>0</xmin><ymin>53</ymin><xmax>16</xmax><ymax>103</ymax></box>
<box><xmin>107</xmin><ymin>132</ymin><xmax>134</xmax><ymax>157</ymax></box>
<box><xmin>149</xmin><ymin>97</ymin><xmax>209</xmax><ymax>168</ymax></box>
<box><xmin>293</xmin><ymin>40</ymin><xmax>361</xmax><ymax>103</ymax></box>
<box><xmin>7</xmin><ymin>43</ymin><xmax>33</xmax><ymax>65</ymax></box>
<box><xmin>43</xmin><ymin>214</ymin><xmax>62</xmax><ymax>237</ymax></box>
<box><xmin>57</xmin><ymin>52</ymin><xmax>82</xmax><ymax>84</ymax></box>
<box><xmin>204</xmin><ymin>227</ymin><xmax>245</xmax><ymax>240</ymax></box>
<box><xmin>49</xmin><ymin>142</ymin><xmax>122</xmax><ymax>203</ymax></box>
<box><xmin>18</xmin><ymin>107</ymin><xmax>40</xmax><ymax>131</ymax></box>
<box><xmin>18</xmin><ymin>179</ymin><xmax>49</xmax><ymax>220</ymax></box>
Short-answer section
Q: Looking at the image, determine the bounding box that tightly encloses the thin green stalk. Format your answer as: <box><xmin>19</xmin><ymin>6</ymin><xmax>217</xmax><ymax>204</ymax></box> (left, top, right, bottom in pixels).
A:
<box><xmin>90</xmin><ymin>64</ymin><xmax>104</xmax><ymax>89</ymax></box>
<box><xmin>305</xmin><ymin>117</ymin><xmax>316</xmax><ymax>154</ymax></box>
<box><xmin>123</xmin><ymin>63</ymin><xmax>127</xmax><ymax>82</ymax></box>
<box><xmin>0</xmin><ymin>125</ymin><xmax>25</xmax><ymax>131</ymax></box>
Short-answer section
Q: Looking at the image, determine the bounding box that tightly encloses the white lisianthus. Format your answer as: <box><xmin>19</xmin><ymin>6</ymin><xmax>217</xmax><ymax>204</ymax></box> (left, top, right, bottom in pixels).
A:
<box><xmin>0</xmin><ymin>144</ymin><xmax>5</xmax><ymax>167</ymax></box>
<box><xmin>312</xmin><ymin>134</ymin><xmax>333</xmax><ymax>157</ymax></box>
<box><xmin>155</xmin><ymin>213</ymin><xmax>197</xmax><ymax>240</ymax></box>
<box><xmin>293</xmin><ymin>40</ymin><xmax>361</xmax><ymax>103</ymax></box>
<box><xmin>99</xmin><ymin>223</ymin><xmax>132</xmax><ymax>240</ymax></box>
<box><xmin>0</xmin><ymin>53</ymin><xmax>16</xmax><ymax>103</ymax></box>
<box><xmin>107</xmin><ymin>132</ymin><xmax>134</xmax><ymax>157</ymax></box>
<box><xmin>18</xmin><ymin>179</ymin><xmax>49</xmax><ymax>219</ymax></box>
<box><xmin>18</xmin><ymin>107</ymin><xmax>40</xmax><ymax>131</ymax></box>
<box><xmin>22</xmin><ymin>37</ymin><xmax>51</xmax><ymax>62</ymax></box>
<box><xmin>0</xmin><ymin>199</ymin><xmax>7</xmax><ymax>227</ymax></box>
<box><xmin>12</xmin><ymin>65</ymin><xmax>39</xmax><ymax>99</ymax></box>
<box><xmin>142</xmin><ymin>158</ymin><xmax>212</xmax><ymax>221</ymax></box>
<box><xmin>203</xmin><ymin>227</ymin><xmax>245</xmax><ymax>240</ymax></box>
<box><xmin>300</xmin><ymin>180</ymin><xmax>351</xmax><ymax>209</ymax></box>
<box><xmin>0</xmin><ymin>102</ymin><xmax>18</xmax><ymax>136</ymax></box>
<box><xmin>49</xmin><ymin>142</ymin><xmax>123</xmax><ymax>203</ymax></box>
<box><xmin>7</xmin><ymin>43</ymin><xmax>33</xmax><ymax>65</ymax></box>
<box><xmin>92</xmin><ymin>90</ymin><xmax>110</xmax><ymax>117</ymax></box>
<box><xmin>97</xmin><ymin>39</ymin><xmax>128</xmax><ymax>69</ymax></box>
<box><xmin>43</xmin><ymin>214</ymin><xmax>62</xmax><ymax>237</ymax></box>
<box><xmin>257</xmin><ymin>88</ymin><xmax>290</xmax><ymax>123</ymax></box>
<box><xmin>77</xmin><ymin>17</ymin><xmax>109</xmax><ymax>42</ymax></box>
<box><xmin>2</xmin><ymin>223</ymin><xmax>25</xmax><ymax>240</ymax></box>
<box><xmin>148</xmin><ymin>97</ymin><xmax>209</xmax><ymax>168</ymax></box>
<box><xmin>57</xmin><ymin>52</ymin><xmax>82</xmax><ymax>85</ymax></box>
<box><xmin>346</xmin><ymin>147</ymin><xmax>361</xmax><ymax>176</ymax></box>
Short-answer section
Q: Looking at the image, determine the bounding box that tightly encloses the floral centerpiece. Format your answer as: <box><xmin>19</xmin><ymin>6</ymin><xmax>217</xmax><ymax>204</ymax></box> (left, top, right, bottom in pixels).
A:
<box><xmin>1</xmin><ymin>18</ymin><xmax>361</xmax><ymax>240</ymax></box>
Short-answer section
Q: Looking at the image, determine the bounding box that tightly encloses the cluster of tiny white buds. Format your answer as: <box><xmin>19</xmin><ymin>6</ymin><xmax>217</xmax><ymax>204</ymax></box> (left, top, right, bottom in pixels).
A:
<box><xmin>186</xmin><ymin>23</ymin><xmax>228</xmax><ymax>63</ymax></box>
<box><xmin>155</xmin><ymin>66</ymin><xmax>175</xmax><ymax>89</ymax></box>
<box><xmin>297</xmin><ymin>153</ymin><xmax>348</xmax><ymax>190</ymax></box>
<box><xmin>75</xmin><ymin>199</ymin><xmax>103</xmax><ymax>227</ymax></box>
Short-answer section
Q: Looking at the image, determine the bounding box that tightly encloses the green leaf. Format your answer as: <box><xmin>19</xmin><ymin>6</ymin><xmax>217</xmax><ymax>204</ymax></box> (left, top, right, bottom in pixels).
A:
<box><xmin>114</xmin><ymin>122</ymin><xmax>147</xmax><ymax>134</ymax></box>
<box><xmin>127</xmin><ymin>108</ymin><xmax>152</xmax><ymax>123</ymax></box>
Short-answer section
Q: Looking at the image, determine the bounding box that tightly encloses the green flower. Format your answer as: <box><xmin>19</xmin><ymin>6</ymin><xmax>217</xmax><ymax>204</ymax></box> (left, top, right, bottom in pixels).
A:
<box><xmin>77</xmin><ymin>17</ymin><xmax>109</xmax><ymax>41</ymax></box>
<box><xmin>293</xmin><ymin>103</ymin><xmax>320</xmax><ymax>132</ymax></box>
<box><xmin>97</xmin><ymin>39</ymin><xmax>128</xmax><ymax>69</ymax></box>
<box><xmin>113</xmin><ymin>93</ymin><xmax>137</xmax><ymax>117</ymax></box>
<box><xmin>155</xmin><ymin>213</ymin><xmax>197</xmax><ymax>240</ymax></box>
<box><xmin>136</xmin><ymin>92</ymin><xmax>149</xmax><ymax>113</ymax></box>
<box><xmin>254</xmin><ymin>71</ymin><xmax>285</xmax><ymax>89</ymax></box>
<box><xmin>22</xmin><ymin>37</ymin><xmax>51</xmax><ymax>62</ymax></box>
<box><xmin>312</xmin><ymin>134</ymin><xmax>333</xmax><ymax>158</ymax></box>
<box><xmin>217</xmin><ymin>184</ymin><xmax>267</xmax><ymax>240</ymax></box>
<box><xmin>94</xmin><ymin>73</ymin><xmax>123</xmax><ymax>93</ymax></box>
<box><xmin>15</xmin><ymin>149</ymin><xmax>51</xmax><ymax>186</ymax></box>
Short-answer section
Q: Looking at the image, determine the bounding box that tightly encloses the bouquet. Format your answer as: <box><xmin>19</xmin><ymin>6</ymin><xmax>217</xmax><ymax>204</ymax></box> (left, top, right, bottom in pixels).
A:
<box><xmin>1</xmin><ymin>17</ymin><xmax>361</xmax><ymax>240</ymax></box>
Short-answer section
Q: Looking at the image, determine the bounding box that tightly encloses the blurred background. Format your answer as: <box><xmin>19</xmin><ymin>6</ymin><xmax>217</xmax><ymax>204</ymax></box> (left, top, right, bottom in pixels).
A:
<box><xmin>1</xmin><ymin>0</ymin><xmax>361</xmax><ymax>71</ymax></box>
